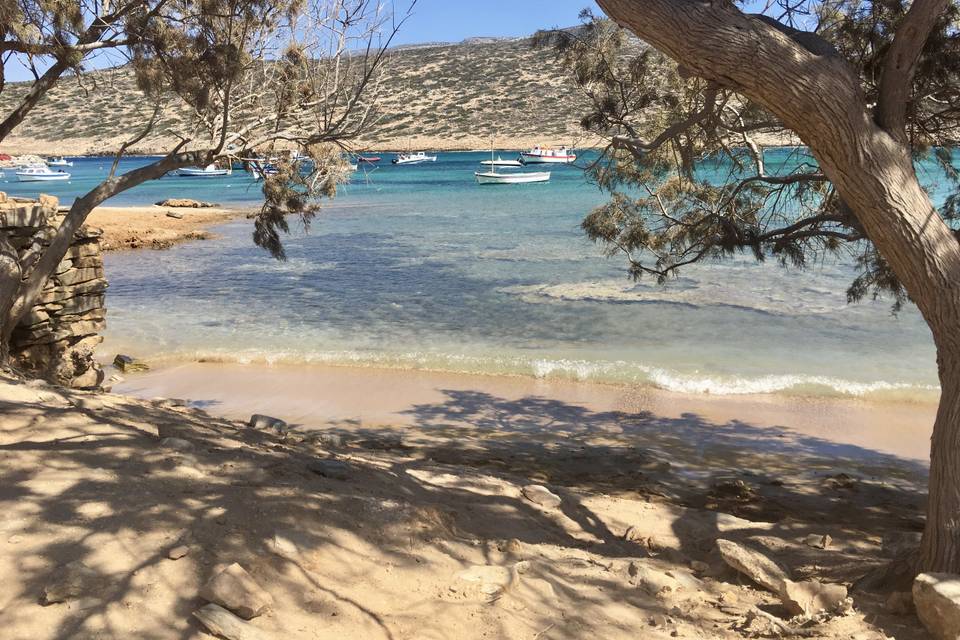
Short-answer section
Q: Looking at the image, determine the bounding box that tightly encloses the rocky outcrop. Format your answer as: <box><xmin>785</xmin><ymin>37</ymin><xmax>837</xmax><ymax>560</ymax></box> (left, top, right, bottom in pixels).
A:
<box><xmin>2</xmin><ymin>192</ymin><xmax>107</xmax><ymax>389</ymax></box>
<box><xmin>914</xmin><ymin>572</ymin><xmax>960</xmax><ymax>640</ymax></box>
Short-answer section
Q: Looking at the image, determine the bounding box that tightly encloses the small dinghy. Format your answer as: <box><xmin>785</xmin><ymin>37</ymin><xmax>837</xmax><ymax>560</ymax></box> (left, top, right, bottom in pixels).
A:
<box><xmin>475</xmin><ymin>170</ymin><xmax>550</xmax><ymax>185</ymax></box>
<box><xmin>176</xmin><ymin>164</ymin><xmax>232</xmax><ymax>178</ymax></box>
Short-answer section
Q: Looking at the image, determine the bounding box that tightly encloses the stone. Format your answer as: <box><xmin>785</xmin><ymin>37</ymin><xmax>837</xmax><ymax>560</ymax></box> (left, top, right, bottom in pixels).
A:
<box><xmin>156</xmin><ymin>198</ymin><xmax>218</xmax><ymax>208</ymax></box>
<box><xmin>113</xmin><ymin>354</ymin><xmax>149</xmax><ymax>372</ymax></box>
<box><xmin>194</xmin><ymin>604</ymin><xmax>274</xmax><ymax>640</ymax></box>
<box><xmin>166</xmin><ymin>210</ymin><xmax>184</xmax><ymax>219</ymax></box>
<box><xmin>521</xmin><ymin>484</ymin><xmax>562</xmax><ymax>509</ymax></box>
<box><xmin>54</xmin><ymin>266</ymin><xmax>103</xmax><ymax>287</ymax></box>
<box><xmin>915</xmin><ymin>573</ymin><xmax>960</xmax><ymax>640</ymax></box>
<box><xmin>716</xmin><ymin>539</ymin><xmax>789</xmax><ymax>594</ymax></box>
<box><xmin>41</xmin><ymin>560</ymin><xmax>104</xmax><ymax>605</ymax></box>
<box><xmin>887</xmin><ymin>590</ymin><xmax>915</xmax><ymax>616</ymax></box>
<box><xmin>690</xmin><ymin>560</ymin><xmax>710</xmax><ymax>573</ymax></box>
<box><xmin>168</xmin><ymin>545</ymin><xmax>191</xmax><ymax>560</ymax></box>
<box><xmin>630</xmin><ymin>563</ymin><xmax>679</xmax><ymax>596</ymax></box>
<box><xmin>780</xmin><ymin>579</ymin><xmax>848</xmax><ymax>616</ymax></box>
<box><xmin>307</xmin><ymin>459</ymin><xmax>352</xmax><ymax>480</ymax></box>
<box><xmin>456</xmin><ymin>565</ymin><xmax>514</xmax><ymax>599</ymax></box>
<box><xmin>803</xmin><ymin>533</ymin><xmax>832</xmax><ymax>549</ymax></box>
<box><xmin>199</xmin><ymin>563</ymin><xmax>274</xmax><ymax>619</ymax></box>
<box><xmin>248</xmin><ymin>414</ymin><xmax>288</xmax><ymax>432</ymax></box>
<box><xmin>161</xmin><ymin>437</ymin><xmax>195</xmax><ymax>452</ymax></box>
<box><xmin>313</xmin><ymin>432</ymin><xmax>345</xmax><ymax>448</ymax></box>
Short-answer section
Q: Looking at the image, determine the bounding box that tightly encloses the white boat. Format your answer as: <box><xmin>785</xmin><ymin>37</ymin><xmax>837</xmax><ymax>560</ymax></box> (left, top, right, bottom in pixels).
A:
<box><xmin>176</xmin><ymin>164</ymin><xmax>232</xmax><ymax>178</ymax></box>
<box><xmin>46</xmin><ymin>156</ymin><xmax>73</xmax><ymax>167</ymax></box>
<box><xmin>475</xmin><ymin>170</ymin><xmax>550</xmax><ymax>185</ymax></box>
<box><xmin>480</xmin><ymin>155</ymin><xmax>522</xmax><ymax>167</ymax></box>
<box><xmin>16</xmin><ymin>166</ymin><xmax>71</xmax><ymax>181</ymax></box>
<box><xmin>519</xmin><ymin>146</ymin><xmax>577</xmax><ymax>164</ymax></box>
<box><xmin>392</xmin><ymin>152</ymin><xmax>437</xmax><ymax>165</ymax></box>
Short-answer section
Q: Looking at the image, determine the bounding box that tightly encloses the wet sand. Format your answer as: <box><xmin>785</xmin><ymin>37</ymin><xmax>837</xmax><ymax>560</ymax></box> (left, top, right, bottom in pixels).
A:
<box><xmin>114</xmin><ymin>361</ymin><xmax>937</xmax><ymax>465</ymax></box>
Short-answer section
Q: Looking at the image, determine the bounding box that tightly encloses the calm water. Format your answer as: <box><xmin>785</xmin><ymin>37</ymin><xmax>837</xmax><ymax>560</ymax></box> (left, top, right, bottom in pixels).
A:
<box><xmin>7</xmin><ymin>150</ymin><xmax>951</xmax><ymax>401</ymax></box>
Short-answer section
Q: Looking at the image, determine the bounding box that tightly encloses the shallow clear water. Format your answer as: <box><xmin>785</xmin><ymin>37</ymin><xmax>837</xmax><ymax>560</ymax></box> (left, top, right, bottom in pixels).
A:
<box><xmin>12</xmin><ymin>149</ymin><xmax>950</xmax><ymax>400</ymax></box>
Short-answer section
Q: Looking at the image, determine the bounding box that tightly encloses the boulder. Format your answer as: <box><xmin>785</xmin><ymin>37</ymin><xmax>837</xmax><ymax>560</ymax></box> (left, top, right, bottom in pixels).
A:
<box><xmin>521</xmin><ymin>484</ymin><xmax>562</xmax><ymax>509</ymax></box>
<box><xmin>915</xmin><ymin>572</ymin><xmax>960</xmax><ymax>640</ymax></box>
<box><xmin>166</xmin><ymin>211</ymin><xmax>184</xmax><ymax>219</ymax></box>
<box><xmin>199</xmin><ymin>563</ymin><xmax>274</xmax><ymax>619</ymax></box>
<box><xmin>161</xmin><ymin>437</ymin><xmax>195</xmax><ymax>452</ymax></box>
<box><xmin>716</xmin><ymin>539</ymin><xmax>789</xmax><ymax>593</ymax></box>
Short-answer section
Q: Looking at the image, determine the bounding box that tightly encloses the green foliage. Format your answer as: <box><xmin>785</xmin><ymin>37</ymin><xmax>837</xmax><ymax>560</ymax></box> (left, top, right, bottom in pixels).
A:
<box><xmin>543</xmin><ymin>5</ymin><xmax>960</xmax><ymax>311</ymax></box>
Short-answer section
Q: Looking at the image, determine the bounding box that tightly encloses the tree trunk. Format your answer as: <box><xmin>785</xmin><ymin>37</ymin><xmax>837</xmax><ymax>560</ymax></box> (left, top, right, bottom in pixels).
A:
<box><xmin>923</xmin><ymin>331</ymin><xmax>960</xmax><ymax>571</ymax></box>
<box><xmin>596</xmin><ymin>0</ymin><xmax>960</xmax><ymax>572</ymax></box>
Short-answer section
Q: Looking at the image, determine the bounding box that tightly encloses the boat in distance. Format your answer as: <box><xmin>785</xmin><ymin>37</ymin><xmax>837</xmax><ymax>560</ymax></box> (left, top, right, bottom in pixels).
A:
<box><xmin>519</xmin><ymin>146</ymin><xmax>577</xmax><ymax>164</ymax></box>
<box><xmin>392</xmin><ymin>152</ymin><xmax>437</xmax><ymax>165</ymax></box>
<box><xmin>358</xmin><ymin>155</ymin><xmax>381</xmax><ymax>163</ymax></box>
<box><xmin>480</xmin><ymin>156</ymin><xmax>523</xmax><ymax>167</ymax></box>
<box><xmin>475</xmin><ymin>170</ymin><xmax>551</xmax><ymax>185</ymax></box>
<box><xmin>16</xmin><ymin>166</ymin><xmax>71</xmax><ymax>181</ymax></box>
<box><xmin>176</xmin><ymin>164</ymin><xmax>232</xmax><ymax>178</ymax></box>
<box><xmin>46</xmin><ymin>156</ymin><xmax>73</xmax><ymax>167</ymax></box>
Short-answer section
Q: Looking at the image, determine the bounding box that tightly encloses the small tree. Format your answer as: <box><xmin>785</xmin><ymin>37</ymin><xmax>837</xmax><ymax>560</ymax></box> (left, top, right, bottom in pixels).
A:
<box><xmin>0</xmin><ymin>0</ymin><xmax>413</xmax><ymax>358</ymax></box>
<box><xmin>541</xmin><ymin>1</ymin><xmax>960</xmax><ymax>574</ymax></box>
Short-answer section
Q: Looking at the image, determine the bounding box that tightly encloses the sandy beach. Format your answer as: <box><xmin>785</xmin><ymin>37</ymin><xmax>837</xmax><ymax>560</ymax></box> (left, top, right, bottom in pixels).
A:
<box><xmin>88</xmin><ymin>205</ymin><xmax>251</xmax><ymax>251</ymax></box>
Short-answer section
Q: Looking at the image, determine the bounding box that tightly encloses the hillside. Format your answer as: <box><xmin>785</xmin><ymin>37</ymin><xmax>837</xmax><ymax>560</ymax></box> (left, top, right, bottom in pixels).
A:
<box><xmin>0</xmin><ymin>36</ymin><xmax>603</xmax><ymax>155</ymax></box>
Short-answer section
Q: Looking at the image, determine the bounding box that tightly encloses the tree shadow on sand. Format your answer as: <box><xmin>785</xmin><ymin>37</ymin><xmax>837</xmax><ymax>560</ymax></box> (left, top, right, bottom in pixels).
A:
<box><xmin>0</xmin><ymin>380</ymin><xmax>930</xmax><ymax>639</ymax></box>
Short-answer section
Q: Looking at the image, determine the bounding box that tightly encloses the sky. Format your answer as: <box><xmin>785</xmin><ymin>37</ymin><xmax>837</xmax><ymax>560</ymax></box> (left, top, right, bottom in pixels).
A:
<box><xmin>3</xmin><ymin>0</ymin><xmax>602</xmax><ymax>83</ymax></box>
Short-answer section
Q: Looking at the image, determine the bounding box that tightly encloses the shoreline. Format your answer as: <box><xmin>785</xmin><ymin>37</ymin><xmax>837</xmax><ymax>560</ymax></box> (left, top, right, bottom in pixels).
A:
<box><xmin>88</xmin><ymin>204</ymin><xmax>252</xmax><ymax>251</ymax></box>
<box><xmin>113</xmin><ymin>359</ymin><xmax>938</xmax><ymax>464</ymax></box>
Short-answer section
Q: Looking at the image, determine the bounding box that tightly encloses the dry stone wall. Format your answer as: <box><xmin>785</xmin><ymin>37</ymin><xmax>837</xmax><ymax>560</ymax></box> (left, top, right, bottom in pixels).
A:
<box><xmin>0</xmin><ymin>192</ymin><xmax>107</xmax><ymax>388</ymax></box>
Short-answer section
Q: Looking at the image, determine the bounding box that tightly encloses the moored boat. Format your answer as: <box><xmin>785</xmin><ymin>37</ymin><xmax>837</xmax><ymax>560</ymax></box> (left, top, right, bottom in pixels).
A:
<box><xmin>16</xmin><ymin>166</ymin><xmax>71</xmax><ymax>182</ymax></box>
<box><xmin>480</xmin><ymin>155</ymin><xmax>523</xmax><ymax>167</ymax></box>
<box><xmin>519</xmin><ymin>146</ymin><xmax>577</xmax><ymax>164</ymax></box>
<box><xmin>176</xmin><ymin>164</ymin><xmax>232</xmax><ymax>178</ymax></box>
<box><xmin>46</xmin><ymin>156</ymin><xmax>73</xmax><ymax>167</ymax></box>
<box><xmin>392</xmin><ymin>152</ymin><xmax>437</xmax><ymax>165</ymax></box>
<box><xmin>475</xmin><ymin>170</ymin><xmax>550</xmax><ymax>185</ymax></box>
<box><xmin>358</xmin><ymin>155</ymin><xmax>381</xmax><ymax>163</ymax></box>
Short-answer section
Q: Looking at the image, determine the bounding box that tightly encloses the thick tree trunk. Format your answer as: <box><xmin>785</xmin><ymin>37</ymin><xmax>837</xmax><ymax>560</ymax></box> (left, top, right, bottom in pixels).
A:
<box><xmin>596</xmin><ymin>0</ymin><xmax>960</xmax><ymax>572</ymax></box>
<box><xmin>923</xmin><ymin>333</ymin><xmax>960</xmax><ymax>571</ymax></box>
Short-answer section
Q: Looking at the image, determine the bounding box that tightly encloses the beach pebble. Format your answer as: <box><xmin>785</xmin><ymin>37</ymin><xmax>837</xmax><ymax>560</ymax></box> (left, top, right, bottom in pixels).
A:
<box><xmin>248</xmin><ymin>414</ymin><xmax>288</xmax><ymax>433</ymax></box>
<box><xmin>165</xmin><ymin>210</ymin><xmax>184</xmax><ymax>219</ymax></box>
<box><xmin>168</xmin><ymin>545</ymin><xmax>191</xmax><ymax>560</ymax></box>
<box><xmin>199</xmin><ymin>563</ymin><xmax>274</xmax><ymax>619</ymax></box>
<box><xmin>113</xmin><ymin>354</ymin><xmax>149</xmax><ymax>372</ymax></box>
<box><xmin>716</xmin><ymin>539</ymin><xmax>789</xmax><ymax>593</ymax></box>
<box><xmin>194</xmin><ymin>603</ymin><xmax>272</xmax><ymax>640</ymax></box>
<box><xmin>41</xmin><ymin>560</ymin><xmax>105</xmax><ymax>605</ymax></box>
<box><xmin>307</xmin><ymin>459</ymin><xmax>352</xmax><ymax>480</ymax></box>
<box><xmin>160</xmin><ymin>437</ymin><xmax>194</xmax><ymax>451</ymax></box>
<box><xmin>521</xmin><ymin>484</ymin><xmax>562</xmax><ymax>509</ymax></box>
<box><xmin>780</xmin><ymin>578</ymin><xmax>848</xmax><ymax>616</ymax></box>
<box><xmin>803</xmin><ymin>533</ymin><xmax>832</xmax><ymax>549</ymax></box>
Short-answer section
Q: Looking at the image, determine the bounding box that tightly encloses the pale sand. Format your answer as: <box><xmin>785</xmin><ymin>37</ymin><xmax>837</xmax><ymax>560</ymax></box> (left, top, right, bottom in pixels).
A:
<box><xmin>88</xmin><ymin>205</ymin><xmax>251</xmax><ymax>251</ymax></box>
<box><xmin>115</xmin><ymin>361</ymin><xmax>937</xmax><ymax>463</ymax></box>
<box><xmin>0</xmin><ymin>365</ymin><xmax>931</xmax><ymax>639</ymax></box>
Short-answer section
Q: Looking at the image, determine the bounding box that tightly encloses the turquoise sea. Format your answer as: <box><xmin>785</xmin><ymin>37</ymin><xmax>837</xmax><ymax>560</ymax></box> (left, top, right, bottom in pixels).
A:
<box><xmin>3</xmin><ymin>149</ymin><xmax>953</xmax><ymax>401</ymax></box>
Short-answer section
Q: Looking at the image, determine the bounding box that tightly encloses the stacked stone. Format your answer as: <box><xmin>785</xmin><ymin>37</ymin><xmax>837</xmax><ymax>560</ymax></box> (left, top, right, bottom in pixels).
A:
<box><xmin>1</xmin><ymin>192</ymin><xmax>107</xmax><ymax>389</ymax></box>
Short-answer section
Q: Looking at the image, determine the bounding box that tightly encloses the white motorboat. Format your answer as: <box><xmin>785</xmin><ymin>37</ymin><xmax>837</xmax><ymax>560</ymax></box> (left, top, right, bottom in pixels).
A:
<box><xmin>480</xmin><ymin>155</ymin><xmax>522</xmax><ymax>167</ymax></box>
<box><xmin>519</xmin><ymin>146</ymin><xmax>577</xmax><ymax>164</ymax></box>
<box><xmin>46</xmin><ymin>156</ymin><xmax>73</xmax><ymax>167</ymax></box>
<box><xmin>176</xmin><ymin>164</ymin><xmax>232</xmax><ymax>178</ymax></box>
<box><xmin>16</xmin><ymin>166</ymin><xmax>71</xmax><ymax>181</ymax></box>
<box><xmin>475</xmin><ymin>170</ymin><xmax>551</xmax><ymax>185</ymax></box>
<box><xmin>392</xmin><ymin>152</ymin><xmax>437</xmax><ymax>165</ymax></box>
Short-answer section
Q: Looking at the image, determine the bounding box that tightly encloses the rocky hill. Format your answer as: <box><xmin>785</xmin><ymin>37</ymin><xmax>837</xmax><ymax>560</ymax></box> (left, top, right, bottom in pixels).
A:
<box><xmin>0</xmin><ymin>35</ymin><xmax>602</xmax><ymax>155</ymax></box>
